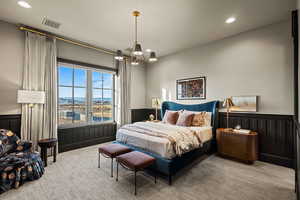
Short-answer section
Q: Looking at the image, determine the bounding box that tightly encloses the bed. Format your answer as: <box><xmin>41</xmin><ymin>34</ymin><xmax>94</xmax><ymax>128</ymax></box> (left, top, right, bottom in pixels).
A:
<box><xmin>115</xmin><ymin>101</ymin><xmax>219</xmax><ymax>185</ymax></box>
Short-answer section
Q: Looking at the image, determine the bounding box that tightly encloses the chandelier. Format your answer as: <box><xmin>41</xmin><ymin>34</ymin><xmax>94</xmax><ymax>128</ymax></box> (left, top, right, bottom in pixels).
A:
<box><xmin>114</xmin><ymin>11</ymin><xmax>158</xmax><ymax>65</ymax></box>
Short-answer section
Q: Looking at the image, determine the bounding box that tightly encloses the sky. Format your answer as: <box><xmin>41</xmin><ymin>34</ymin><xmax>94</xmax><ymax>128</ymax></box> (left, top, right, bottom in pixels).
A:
<box><xmin>58</xmin><ymin>66</ymin><xmax>113</xmax><ymax>100</ymax></box>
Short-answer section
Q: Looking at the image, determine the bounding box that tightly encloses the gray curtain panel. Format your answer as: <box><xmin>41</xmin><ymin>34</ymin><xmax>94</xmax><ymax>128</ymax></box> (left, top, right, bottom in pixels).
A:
<box><xmin>21</xmin><ymin>32</ymin><xmax>57</xmax><ymax>149</ymax></box>
<box><xmin>115</xmin><ymin>59</ymin><xmax>131</xmax><ymax>126</ymax></box>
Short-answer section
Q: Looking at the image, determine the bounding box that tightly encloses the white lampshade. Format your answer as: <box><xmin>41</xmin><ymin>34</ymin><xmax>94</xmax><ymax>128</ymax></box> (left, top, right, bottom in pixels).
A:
<box><xmin>151</xmin><ymin>98</ymin><xmax>161</xmax><ymax>108</ymax></box>
<box><xmin>17</xmin><ymin>90</ymin><xmax>45</xmax><ymax>104</ymax></box>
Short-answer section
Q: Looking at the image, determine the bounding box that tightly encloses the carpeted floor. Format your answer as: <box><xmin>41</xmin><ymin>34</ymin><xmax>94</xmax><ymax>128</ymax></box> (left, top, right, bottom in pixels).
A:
<box><xmin>1</xmin><ymin>143</ymin><xmax>296</xmax><ymax>200</ymax></box>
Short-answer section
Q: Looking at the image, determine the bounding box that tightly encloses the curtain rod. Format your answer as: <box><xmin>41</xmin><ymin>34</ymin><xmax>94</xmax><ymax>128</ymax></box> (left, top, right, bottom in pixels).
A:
<box><xmin>19</xmin><ymin>26</ymin><xmax>129</xmax><ymax>58</ymax></box>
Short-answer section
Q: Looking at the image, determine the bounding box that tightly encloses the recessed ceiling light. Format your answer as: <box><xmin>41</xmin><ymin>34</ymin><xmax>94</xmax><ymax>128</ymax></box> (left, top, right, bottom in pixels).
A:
<box><xmin>146</xmin><ymin>49</ymin><xmax>152</xmax><ymax>52</ymax></box>
<box><xmin>18</xmin><ymin>1</ymin><xmax>32</xmax><ymax>8</ymax></box>
<box><xmin>226</xmin><ymin>17</ymin><xmax>236</xmax><ymax>24</ymax></box>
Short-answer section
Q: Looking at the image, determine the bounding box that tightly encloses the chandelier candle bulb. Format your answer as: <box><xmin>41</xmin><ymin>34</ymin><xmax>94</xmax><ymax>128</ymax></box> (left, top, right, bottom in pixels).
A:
<box><xmin>131</xmin><ymin>57</ymin><xmax>139</xmax><ymax>65</ymax></box>
<box><xmin>149</xmin><ymin>52</ymin><xmax>158</xmax><ymax>62</ymax></box>
<box><xmin>133</xmin><ymin>43</ymin><xmax>143</xmax><ymax>56</ymax></box>
<box><xmin>114</xmin><ymin>50</ymin><xmax>124</xmax><ymax>61</ymax></box>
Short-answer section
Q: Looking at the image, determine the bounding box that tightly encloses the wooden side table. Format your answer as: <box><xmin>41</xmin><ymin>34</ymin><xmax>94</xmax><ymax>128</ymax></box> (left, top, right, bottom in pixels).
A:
<box><xmin>216</xmin><ymin>128</ymin><xmax>258</xmax><ymax>164</ymax></box>
<box><xmin>38</xmin><ymin>138</ymin><xmax>58</xmax><ymax>167</ymax></box>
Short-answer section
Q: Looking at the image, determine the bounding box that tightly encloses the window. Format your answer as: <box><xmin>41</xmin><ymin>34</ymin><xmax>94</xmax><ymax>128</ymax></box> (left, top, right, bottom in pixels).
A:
<box><xmin>58</xmin><ymin>62</ymin><xmax>114</xmax><ymax>125</ymax></box>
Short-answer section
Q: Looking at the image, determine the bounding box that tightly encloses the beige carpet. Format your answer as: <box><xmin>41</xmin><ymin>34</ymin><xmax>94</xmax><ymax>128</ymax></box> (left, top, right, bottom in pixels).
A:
<box><xmin>1</xmin><ymin>143</ymin><xmax>296</xmax><ymax>200</ymax></box>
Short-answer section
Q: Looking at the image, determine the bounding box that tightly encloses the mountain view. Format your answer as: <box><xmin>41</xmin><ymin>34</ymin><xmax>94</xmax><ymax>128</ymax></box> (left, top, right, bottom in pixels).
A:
<box><xmin>58</xmin><ymin>66</ymin><xmax>113</xmax><ymax>124</ymax></box>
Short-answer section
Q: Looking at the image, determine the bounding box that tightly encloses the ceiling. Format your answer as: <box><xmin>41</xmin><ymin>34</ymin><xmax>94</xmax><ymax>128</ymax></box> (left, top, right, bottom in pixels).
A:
<box><xmin>0</xmin><ymin>0</ymin><xmax>296</xmax><ymax>57</ymax></box>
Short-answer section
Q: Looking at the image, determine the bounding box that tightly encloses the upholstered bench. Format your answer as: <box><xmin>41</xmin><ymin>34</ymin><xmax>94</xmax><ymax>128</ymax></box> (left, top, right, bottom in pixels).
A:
<box><xmin>98</xmin><ymin>144</ymin><xmax>131</xmax><ymax>177</ymax></box>
<box><xmin>116</xmin><ymin>151</ymin><xmax>156</xmax><ymax>195</ymax></box>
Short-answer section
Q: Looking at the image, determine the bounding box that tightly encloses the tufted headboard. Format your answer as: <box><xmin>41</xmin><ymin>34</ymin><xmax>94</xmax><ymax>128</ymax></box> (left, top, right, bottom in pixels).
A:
<box><xmin>161</xmin><ymin>101</ymin><xmax>219</xmax><ymax>131</ymax></box>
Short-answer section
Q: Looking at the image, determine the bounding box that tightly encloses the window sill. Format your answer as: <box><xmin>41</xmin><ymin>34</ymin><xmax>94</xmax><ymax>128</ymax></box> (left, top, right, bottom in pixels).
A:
<box><xmin>58</xmin><ymin>121</ymin><xmax>117</xmax><ymax>129</ymax></box>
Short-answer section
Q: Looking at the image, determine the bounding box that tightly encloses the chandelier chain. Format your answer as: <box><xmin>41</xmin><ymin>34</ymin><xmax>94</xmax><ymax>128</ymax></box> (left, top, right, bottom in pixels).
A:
<box><xmin>135</xmin><ymin>15</ymin><xmax>137</xmax><ymax>44</ymax></box>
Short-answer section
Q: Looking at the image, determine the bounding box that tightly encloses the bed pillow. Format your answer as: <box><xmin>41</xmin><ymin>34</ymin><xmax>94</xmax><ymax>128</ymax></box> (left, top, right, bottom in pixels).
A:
<box><xmin>162</xmin><ymin>110</ymin><xmax>179</xmax><ymax>125</ymax></box>
<box><xmin>192</xmin><ymin>112</ymin><xmax>206</xmax><ymax>126</ymax></box>
<box><xmin>176</xmin><ymin>111</ymin><xmax>195</xmax><ymax>126</ymax></box>
<box><xmin>184</xmin><ymin>110</ymin><xmax>212</xmax><ymax>127</ymax></box>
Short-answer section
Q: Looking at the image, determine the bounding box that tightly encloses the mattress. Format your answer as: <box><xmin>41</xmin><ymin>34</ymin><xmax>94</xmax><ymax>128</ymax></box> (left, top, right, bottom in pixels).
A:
<box><xmin>116</xmin><ymin>122</ymin><xmax>212</xmax><ymax>159</ymax></box>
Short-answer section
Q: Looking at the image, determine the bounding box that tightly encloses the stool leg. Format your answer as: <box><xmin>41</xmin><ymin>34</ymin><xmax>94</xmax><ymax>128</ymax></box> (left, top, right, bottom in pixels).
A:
<box><xmin>154</xmin><ymin>174</ymin><xmax>157</xmax><ymax>184</ymax></box>
<box><xmin>111</xmin><ymin>158</ymin><xmax>113</xmax><ymax>178</ymax></box>
<box><xmin>53</xmin><ymin>144</ymin><xmax>57</xmax><ymax>163</ymax></box>
<box><xmin>40</xmin><ymin>147</ymin><xmax>45</xmax><ymax>166</ymax></box>
<box><xmin>134</xmin><ymin>170</ymin><xmax>137</xmax><ymax>196</ymax></box>
<box><xmin>116</xmin><ymin>161</ymin><xmax>119</xmax><ymax>182</ymax></box>
<box><xmin>98</xmin><ymin>153</ymin><xmax>100</xmax><ymax>168</ymax></box>
<box><xmin>44</xmin><ymin>148</ymin><xmax>48</xmax><ymax>167</ymax></box>
<box><xmin>168</xmin><ymin>175</ymin><xmax>172</xmax><ymax>186</ymax></box>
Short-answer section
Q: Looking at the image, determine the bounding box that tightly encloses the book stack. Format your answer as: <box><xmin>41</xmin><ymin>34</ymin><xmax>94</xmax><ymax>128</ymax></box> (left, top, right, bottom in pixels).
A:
<box><xmin>233</xmin><ymin>129</ymin><xmax>251</xmax><ymax>134</ymax></box>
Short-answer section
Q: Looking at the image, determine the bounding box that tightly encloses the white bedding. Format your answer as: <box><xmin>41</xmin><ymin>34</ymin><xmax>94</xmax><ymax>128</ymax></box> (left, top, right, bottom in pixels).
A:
<box><xmin>116</xmin><ymin>122</ymin><xmax>212</xmax><ymax>159</ymax></box>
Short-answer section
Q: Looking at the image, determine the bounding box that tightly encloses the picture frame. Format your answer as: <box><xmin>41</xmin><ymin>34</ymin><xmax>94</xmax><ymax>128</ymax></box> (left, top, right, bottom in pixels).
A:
<box><xmin>176</xmin><ymin>77</ymin><xmax>206</xmax><ymax>100</ymax></box>
<box><xmin>230</xmin><ymin>95</ymin><xmax>258</xmax><ymax>112</ymax></box>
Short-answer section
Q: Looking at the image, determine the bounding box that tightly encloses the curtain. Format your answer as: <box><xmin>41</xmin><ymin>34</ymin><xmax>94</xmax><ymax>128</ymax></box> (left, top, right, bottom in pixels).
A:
<box><xmin>21</xmin><ymin>32</ymin><xmax>57</xmax><ymax>149</ymax></box>
<box><xmin>115</xmin><ymin>59</ymin><xmax>131</xmax><ymax>127</ymax></box>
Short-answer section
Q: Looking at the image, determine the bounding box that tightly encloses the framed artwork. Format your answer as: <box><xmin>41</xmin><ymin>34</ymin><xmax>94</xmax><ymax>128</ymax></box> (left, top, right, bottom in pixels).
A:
<box><xmin>230</xmin><ymin>96</ymin><xmax>258</xmax><ymax>112</ymax></box>
<box><xmin>176</xmin><ymin>77</ymin><xmax>206</xmax><ymax>100</ymax></box>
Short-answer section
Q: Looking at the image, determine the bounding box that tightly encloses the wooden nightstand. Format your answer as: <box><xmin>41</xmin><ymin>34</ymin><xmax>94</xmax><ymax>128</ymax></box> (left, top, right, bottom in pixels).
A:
<box><xmin>216</xmin><ymin>128</ymin><xmax>258</xmax><ymax>164</ymax></box>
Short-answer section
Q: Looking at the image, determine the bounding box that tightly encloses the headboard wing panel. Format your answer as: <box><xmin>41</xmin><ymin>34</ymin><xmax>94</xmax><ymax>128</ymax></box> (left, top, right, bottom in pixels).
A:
<box><xmin>161</xmin><ymin>101</ymin><xmax>219</xmax><ymax>129</ymax></box>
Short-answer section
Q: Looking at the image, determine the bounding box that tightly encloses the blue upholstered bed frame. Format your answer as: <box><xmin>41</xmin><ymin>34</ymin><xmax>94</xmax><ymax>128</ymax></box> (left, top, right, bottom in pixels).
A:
<box><xmin>116</xmin><ymin>101</ymin><xmax>219</xmax><ymax>185</ymax></box>
<box><xmin>161</xmin><ymin>101</ymin><xmax>219</xmax><ymax>132</ymax></box>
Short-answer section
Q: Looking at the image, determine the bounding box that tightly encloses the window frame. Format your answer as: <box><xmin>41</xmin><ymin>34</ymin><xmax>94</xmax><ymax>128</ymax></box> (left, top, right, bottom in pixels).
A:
<box><xmin>57</xmin><ymin>60</ymin><xmax>116</xmax><ymax>128</ymax></box>
<box><xmin>89</xmin><ymin>69</ymin><xmax>115</xmax><ymax>123</ymax></box>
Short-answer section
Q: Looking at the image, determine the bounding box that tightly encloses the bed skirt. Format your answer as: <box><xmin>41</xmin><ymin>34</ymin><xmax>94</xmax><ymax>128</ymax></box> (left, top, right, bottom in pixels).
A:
<box><xmin>114</xmin><ymin>140</ymin><xmax>212</xmax><ymax>184</ymax></box>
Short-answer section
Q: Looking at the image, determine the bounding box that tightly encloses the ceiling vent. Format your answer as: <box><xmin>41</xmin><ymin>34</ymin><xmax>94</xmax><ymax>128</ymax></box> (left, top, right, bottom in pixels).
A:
<box><xmin>42</xmin><ymin>18</ymin><xmax>61</xmax><ymax>29</ymax></box>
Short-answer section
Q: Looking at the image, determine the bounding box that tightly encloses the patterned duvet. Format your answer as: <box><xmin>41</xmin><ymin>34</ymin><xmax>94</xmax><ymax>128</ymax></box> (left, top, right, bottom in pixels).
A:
<box><xmin>116</xmin><ymin>122</ymin><xmax>212</xmax><ymax>159</ymax></box>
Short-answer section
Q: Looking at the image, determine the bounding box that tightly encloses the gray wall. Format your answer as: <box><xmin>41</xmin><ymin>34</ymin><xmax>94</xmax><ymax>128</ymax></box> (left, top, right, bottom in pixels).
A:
<box><xmin>146</xmin><ymin>21</ymin><xmax>293</xmax><ymax>115</ymax></box>
<box><xmin>0</xmin><ymin>21</ymin><xmax>24</xmax><ymax>114</ymax></box>
<box><xmin>131</xmin><ymin>65</ymin><xmax>147</xmax><ymax>109</ymax></box>
<box><xmin>0</xmin><ymin>20</ymin><xmax>147</xmax><ymax>115</ymax></box>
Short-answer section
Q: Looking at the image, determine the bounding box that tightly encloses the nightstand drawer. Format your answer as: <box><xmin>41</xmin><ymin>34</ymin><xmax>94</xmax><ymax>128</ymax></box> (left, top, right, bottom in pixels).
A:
<box><xmin>216</xmin><ymin>128</ymin><xmax>258</xmax><ymax>164</ymax></box>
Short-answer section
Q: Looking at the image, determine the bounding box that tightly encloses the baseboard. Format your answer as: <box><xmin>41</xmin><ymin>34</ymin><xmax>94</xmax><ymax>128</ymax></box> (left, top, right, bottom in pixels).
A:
<box><xmin>259</xmin><ymin>153</ymin><xmax>294</xmax><ymax>168</ymax></box>
<box><xmin>58</xmin><ymin>136</ymin><xmax>115</xmax><ymax>153</ymax></box>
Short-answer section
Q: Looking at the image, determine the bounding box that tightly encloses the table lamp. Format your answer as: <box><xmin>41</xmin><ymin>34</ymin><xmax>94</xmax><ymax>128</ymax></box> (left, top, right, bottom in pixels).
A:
<box><xmin>151</xmin><ymin>98</ymin><xmax>161</xmax><ymax>121</ymax></box>
<box><xmin>223</xmin><ymin>97</ymin><xmax>234</xmax><ymax>129</ymax></box>
<box><xmin>17</xmin><ymin>90</ymin><xmax>45</xmax><ymax>139</ymax></box>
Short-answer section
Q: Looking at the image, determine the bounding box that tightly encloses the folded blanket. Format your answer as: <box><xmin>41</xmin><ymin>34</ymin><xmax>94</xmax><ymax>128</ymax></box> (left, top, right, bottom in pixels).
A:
<box><xmin>118</xmin><ymin>122</ymin><xmax>202</xmax><ymax>156</ymax></box>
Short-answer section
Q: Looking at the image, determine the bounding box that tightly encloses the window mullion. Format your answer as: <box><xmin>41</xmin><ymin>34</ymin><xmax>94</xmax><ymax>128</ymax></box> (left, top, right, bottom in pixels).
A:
<box><xmin>72</xmin><ymin>66</ymin><xmax>75</xmax><ymax>124</ymax></box>
<box><xmin>87</xmin><ymin>70</ymin><xmax>92</xmax><ymax>122</ymax></box>
<box><xmin>113</xmin><ymin>75</ymin><xmax>115</xmax><ymax>122</ymax></box>
<box><xmin>101</xmin><ymin>73</ymin><xmax>104</xmax><ymax>122</ymax></box>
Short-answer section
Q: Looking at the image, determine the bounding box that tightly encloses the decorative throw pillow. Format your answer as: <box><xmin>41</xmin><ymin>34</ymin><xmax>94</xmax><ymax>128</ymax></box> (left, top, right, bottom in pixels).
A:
<box><xmin>0</xmin><ymin>129</ymin><xmax>19</xmax><ymax>158</ymax></box>
<box><xmin>162</xmin><ymin>110</ymin><xmax>179</xmax><ymax>125</ymax></box>
<box><xmin>176</xmin><ymin>111</ymin><xmax>195</xmax><ymax>126</ymax></box>
<box><xmin>203</xmin><ymin>112</ymin><xmax>212</xmax><ymax>126</ymax></box>
<box><xmin>192</xmin><ymin>112</ymin><xmax>206</xmax><ymax>126</ymax></box>
<box><xmin>183</xmin><ymin>111</ymin><xmax>212</xmax><ymax>127</ymax></box>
